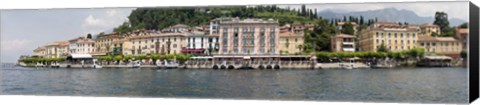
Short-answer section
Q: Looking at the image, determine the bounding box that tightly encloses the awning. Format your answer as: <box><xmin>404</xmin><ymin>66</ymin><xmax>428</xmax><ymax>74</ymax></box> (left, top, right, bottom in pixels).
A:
<box><xmin>181</xmin><ymin>48</ymin><xmax>205</xmax><ymax>53</ymax></box>
<box><xmin>69</xmin><ymin>54</ymin><xmax>93</xmax><ymax>59</ymax></box>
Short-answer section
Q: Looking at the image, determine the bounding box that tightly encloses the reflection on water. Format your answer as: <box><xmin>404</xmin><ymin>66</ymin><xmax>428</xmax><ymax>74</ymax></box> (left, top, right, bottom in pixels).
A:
<box><xmin>0</xmin><ymin>65</ymin><xmax>468</xmax><ymax>104</ymax></box>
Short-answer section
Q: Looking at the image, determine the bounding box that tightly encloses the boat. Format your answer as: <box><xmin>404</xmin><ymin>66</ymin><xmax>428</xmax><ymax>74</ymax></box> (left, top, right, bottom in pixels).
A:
<box><xmin>341</xmin><ymin>64</ymin><xmax>353</xmax><ymax>69</ymax></box>
<box><xmin>371</xmin><ymin>64</ymin><xmax>394</xmax><ymax>68</ymax></box>
<box><xmin>158</xmin><ymin>60</ymin><xmax>178</xmax><ymax>69</ymax></box>
<box><xmin>92</xmin><ymin>59</ymin><xmax>102</xmax><ymax>69</ymax></box>
<box><xmin>133</xmin><ymin>61</ymin><xmax>141</xmax><ymax>68</ymax></box>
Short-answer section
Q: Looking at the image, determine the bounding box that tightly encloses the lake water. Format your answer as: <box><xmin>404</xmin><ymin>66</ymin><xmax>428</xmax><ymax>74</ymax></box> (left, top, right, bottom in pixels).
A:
<box><xmin>0</xmin><ymin>64</ymin><xmax>468</xmax><ymax>104</ymax></box>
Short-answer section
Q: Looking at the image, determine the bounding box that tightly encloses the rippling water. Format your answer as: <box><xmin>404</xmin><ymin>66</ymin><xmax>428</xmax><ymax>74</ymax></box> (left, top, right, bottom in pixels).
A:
<box><xmin>0</xmin><ymin>64</ymin><xmax>468</xmax><ymax>104</ymax></box>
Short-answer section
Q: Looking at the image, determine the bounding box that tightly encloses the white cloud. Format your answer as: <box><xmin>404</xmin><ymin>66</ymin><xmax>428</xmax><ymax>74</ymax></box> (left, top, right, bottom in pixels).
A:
<box><xmin>84</xmin><ymin>15</ymin><xmax>107</xmax><ymax>26</ymax></box>
<box><xmin>81</xmin><ymin>9</ymin><xmax>132</xmax><ymax>35</ymax></box>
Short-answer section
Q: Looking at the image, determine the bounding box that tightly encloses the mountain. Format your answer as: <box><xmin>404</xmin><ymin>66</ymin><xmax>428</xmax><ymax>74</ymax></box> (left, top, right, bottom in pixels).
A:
<box><xmin>317</xmin><ymin>8</ymin><xmax>466</xmax><ymax>26</ymax></box>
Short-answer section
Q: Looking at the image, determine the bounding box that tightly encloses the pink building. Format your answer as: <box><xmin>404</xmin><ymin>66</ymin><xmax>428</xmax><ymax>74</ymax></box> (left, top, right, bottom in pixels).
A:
<box><xmin>217</xmin><ymin>18</ymin><xmax>280</xmax><ymax>55</ymax></box>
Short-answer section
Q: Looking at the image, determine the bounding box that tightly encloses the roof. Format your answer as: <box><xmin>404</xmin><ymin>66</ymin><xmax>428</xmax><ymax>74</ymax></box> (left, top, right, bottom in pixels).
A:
<box><xmin>46</xmin><ymin>41</ymin><xmax>69</xmax><ymax>47</ymax></box>
<box><xmin>419</xmin><ymin>24</ymin><xmax>439</xmax><ymax>27</ymax></box>
<box><xmin>33</xmin><ymin>47</ymin><xmax>46</xmax><ymax>51</ymax></box>
<box><xmin>334</xmin><ymin>34</ymin><xmax>356</xmax><ymax>38</ymax></box>
<box><xmin>369</xmin><ymin>27</ymin><xmax>419</xmax><ymax>32</ymax></box>
<box><xmin>337</xmin><ymin>22</ymin><xmax>358</xmax><ymax>25</ymax></box>
<box><xmin>374</xmin><ymin>21</ymin><xmax>398</xmax><ymax>25</ymax></box>
<box><xmin>220</xmin><ymin>18</ymin><xmax>278</xmax><ymax>24</ymax></box>
<box><xmin>457</xmin><ymin>28</ymin><xmax>468</xmax><ymax>34</ymax></box>
<box><xmin>418</xmin><ymin>36</ymin><xmax>459</xmax><ymax>42</ymax></box>
<box><xmin>279</xmin><ymin>31</ymin><xmax>304</xmax><ymax>37</ymax></box>
<box><xmin>128</xmin><ymin>33</ymin><xmax>186</xmax><ymax>39</ymax></box>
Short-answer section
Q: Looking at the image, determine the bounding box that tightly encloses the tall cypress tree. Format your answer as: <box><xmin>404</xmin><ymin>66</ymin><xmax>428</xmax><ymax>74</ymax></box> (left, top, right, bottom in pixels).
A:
<box><xmin>360</xmin><ymin>16</ymin><xmax>364</xmax><ymax>25</ymax></box>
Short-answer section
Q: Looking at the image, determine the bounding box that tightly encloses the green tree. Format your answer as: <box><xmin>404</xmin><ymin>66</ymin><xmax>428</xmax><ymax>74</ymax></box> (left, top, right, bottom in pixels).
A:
<box><xmin>341</xmin><ymin>22</ymin><xmax>355</xmax><ymax>35</ymax></box>
<box><xmin>113</xmin><ymin>55</ymin><xmax>123</xmax><ymax>64</ymax></box>
<box><xmin>377</xmin><ymin>43</ymin><xmax>389</xmax><ymax>52</ymax></box>
<box><xmin>433</xmin><ymin>12</ymin><xmax>450</xmax><ymax>34</ymax></box>
<box><xmin>459</xmin><ymin>22</ymin><xmax>468</xmax><ymax>28</ymax></box>
<box><xmin>150</xmin><ymin>54</ymin><xmax>160</xmax><ymax>64</ymax></box>
<box><xmin>460</xmin><ymin>50</ymin><xmax>467</xmax><ymax>59</ymax></box>
<box><xmin>87</xmin><ymin>33</ymin><xmax>92</xmax><ymax>39</ymax></box>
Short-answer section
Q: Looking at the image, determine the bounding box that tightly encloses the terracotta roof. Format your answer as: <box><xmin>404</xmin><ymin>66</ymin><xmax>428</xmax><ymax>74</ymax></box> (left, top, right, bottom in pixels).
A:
<box><xmin>34</xmin><ymin>47</ymin><xmax>46</xmax><ymax>51</ymax></box>
<box><xmin>220</xmin><ymin>18</ymin><xmax>278</xmax><ymax>24</ymax></box>
<box><xmin>334</xmin><ymin>34</ymin><xmax>355</xmax><ymax>38</ymax></box>
<box><xmin>69</xmin><ymin>37</ymin><xmax>94</xmax><ymax>43</ymax></box>
<box><xmin>457</xmin><ymin>28</ymin><xmax>468</xmax><ymax>34</ymax></box>
<box><xmin>419</xmin><ymin>24</ymin><xmax>439</xmax><ymax>27</ymax></box>
<box><xmin>418</xmin><ymin>36</ymin><xmax>459</xmax><ymax>42</ymax></box>
<box><xmin>369</xmin><ymin>27</ymin><xmax>419</xmax><ymax>32</ymax></box>
<box><xmin>128</xmin><ymin>33</ymin><xmax>186</xmax><ymax>39</ymax></box>
<box><xmin>58</xmin><ymin>41</ymin><xmax>69</xmax><ymax>46</ymax></box>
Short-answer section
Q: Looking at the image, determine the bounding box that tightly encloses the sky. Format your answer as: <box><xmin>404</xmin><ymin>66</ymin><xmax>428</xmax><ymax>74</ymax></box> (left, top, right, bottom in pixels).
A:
<box><xmin>278</xmin><ymin>1</ymin><xmax>469</xmax><ymax>21</ymax></box>
<box><xmin>1</xmin><ymin>8</ymin><xmax>134</xmax><ymax>63</ymax></box>
<box><xmin>0</xmin><ymin>1</ymin><xmax>470</xmax><ymax>63</ymax></box>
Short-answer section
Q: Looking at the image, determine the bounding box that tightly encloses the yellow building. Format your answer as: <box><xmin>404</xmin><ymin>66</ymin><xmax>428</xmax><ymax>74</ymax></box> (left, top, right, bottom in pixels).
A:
<box><xmin>359</xmin><ymin>21</ymin><xmax>420</xmax><ymax>52</ymax></box>
<box><xmin>32</xmin><ymin>47</ymin><xmax>47</xmax><ymax>57</ymax></box>
<box><xmin>455</xmin><ymin>28</ymin><xmax>468</xmax><ymax>49</ymax></box>
<box><xmin>331</xmin><ymin>34</ymin><xmax>356</xmax><ymax>52</ymax></box>
<box><xmin>44</xmin><ymin>41</ymin><xmax>69</xmax><ymax>58</ymax></box>
<box><xmin>127</xmin><ymin>32</ymin><xmax>187</xmax><ymax>55</ymax></box>
<box><xmin>279</xmin><ymin>31</ymin><xmax>304</xmax><ymax>54</ymax></box>
<box><xmin>92</xmin><ymin>32</ymin><xmax>124</xmax><ymax>56</ymax></box>
<box><xmin>417</xmin><ymin>36</ymin><xmax>462</xmax><ymax>55</ymax></box>
<box><xmin>418</xmin><ymin>24</ymin><xmax>441</xmax><ymax>36</ymax></box>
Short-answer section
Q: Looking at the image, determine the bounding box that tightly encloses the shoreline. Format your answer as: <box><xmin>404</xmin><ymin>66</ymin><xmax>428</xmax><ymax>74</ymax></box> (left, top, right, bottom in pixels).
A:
<box><xmin>15</xmin><ymin>62</ymin><xmax>464</xmax><ymax>70</ymax></box>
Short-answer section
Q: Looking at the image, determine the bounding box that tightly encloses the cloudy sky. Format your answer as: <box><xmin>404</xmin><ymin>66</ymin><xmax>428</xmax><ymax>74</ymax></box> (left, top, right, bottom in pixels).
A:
<box><xmin>1</xmin><ymin>8</ymin><xmax>134</xmax><ymax>63</ymax></box>
<box><xmin>0</xmin><ymin>1</ymin><xmax>470</xmax><ymax>63</ymax></box>
<box><xmin>279</xmin><ymin>1</ymin><xmax>469</xmax><ymax>21</ymax></box>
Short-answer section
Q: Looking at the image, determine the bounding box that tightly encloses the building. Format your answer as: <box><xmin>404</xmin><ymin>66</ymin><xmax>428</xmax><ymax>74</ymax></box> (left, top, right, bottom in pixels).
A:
<box><xmin>209</xmin><ymin>17</ymin><xmax>240</xmax><ymax>35</ymax></box>
<box><xmin>111</xmin><ymin>38</ymin><xmax>131</xmax><ymax>55</ymax></box>
<box><xmin>359</xmin><ymin>21</ymin><xmax>420</xmax><ymax>52</ymax></box>
<box><xmin>304</xmin><ymin>23</ymin><xmax>315</xmax><ymax>31</ymax></box>
<box><xmin>337</xmin><ymin>22</ymin><xmax>359</xmax><ymax>35</ymax></box>
<box><xmin>91</xmin><ymin>33</ymin><xmax>124</xmax><ymax>56</ymax></box>
<box><xmin>331</xmin><ymin>34</ymin><xmax>356</xmax><ymax>52</ymax></box>
<box><xmin>161</xmin><ymin>24</ymin><xmax>191</xmax><ymax>33</ymax></box>
<box><xmin>417</xmin><ymin>36</ymin><xmax>463</xmax><ymax>57</ymax></box>
<box><xmin>455</xmin><ymin>28</ymin><xmax>468</xmax><ymax>49</ymax></box>
<box><xmin>418</xmin><ymin>24</ymin><xmax>441</xmax><ymax>36</ymax></box>
<box><xmin>128</xmin><ymin>32</ymin><xmax>187</xmax><ymax>55</ymax></box>
<box><xmin>32</xmin><ymin>47</ymin><xmax>47</xmax><ymax>57</ymax></box>
<box><xmin>279</xmin><ymin>31</ymin><xmax>304</xmax><ymax>54</ymax></box>
<box><xmin>184</xmin><ymin>31</ymin><xmax>219</xmax><ymax>55</ymax></box>
<box><xmin>291</xmin><ymin>23</ymin><xmax>305</xmax><ymax>33</ymax></box>
<box><xmin>68</xmin><ymin>37</ymin><xmax>95</xmax><ymax>54</ymax></box>
<box><xmin>45</xmin><ymin>41</ymin><xmax>69</xmax><ymax>58</ymax></box>
<box><xmin>217</xmin><ymin>18</ymin><xmax>280</xmax><ymax>55</ymax></box>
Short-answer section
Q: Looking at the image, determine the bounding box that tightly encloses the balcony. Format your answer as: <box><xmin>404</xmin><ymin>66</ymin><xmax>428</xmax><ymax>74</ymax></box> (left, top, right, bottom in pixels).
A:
<box><xmin>343</xmin><ymin>48</ymin><xmax>355</xmax><ymax>52</ymax></box>
<box><xmin>342</xmin><ymin>42</ymin><xmax>355</xmax><ymax>45</ymax></box>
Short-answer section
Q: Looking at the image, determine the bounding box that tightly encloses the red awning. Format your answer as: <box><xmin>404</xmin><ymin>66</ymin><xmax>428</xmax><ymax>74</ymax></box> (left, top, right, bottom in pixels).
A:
<box><xmin>181</xmin><ymin>48</ymin><xmax>205</xmax><ymax>53</ymax></box>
